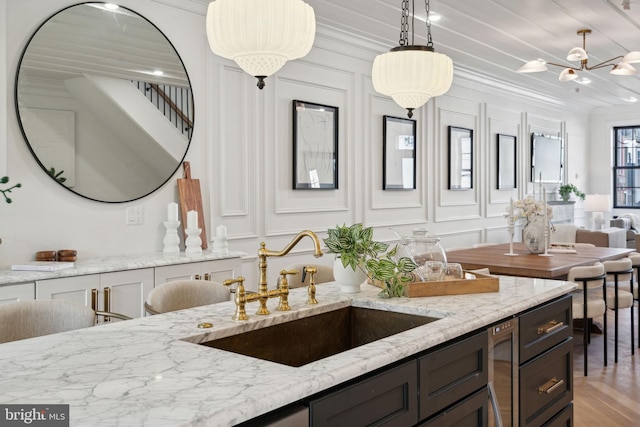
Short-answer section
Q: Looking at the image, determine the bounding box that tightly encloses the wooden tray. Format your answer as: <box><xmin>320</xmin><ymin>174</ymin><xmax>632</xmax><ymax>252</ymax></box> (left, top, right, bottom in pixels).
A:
<box><xmin>371</xmin><ymin>271</ymin><xmax>499</xmax><ymax>298</ymax></box>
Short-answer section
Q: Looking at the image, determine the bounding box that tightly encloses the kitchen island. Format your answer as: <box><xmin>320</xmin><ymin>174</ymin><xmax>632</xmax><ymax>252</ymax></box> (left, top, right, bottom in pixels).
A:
<box><xmin>0</xmin><ymin>276</ymin><xmax>575</xmax><ymax>426</ymax></box>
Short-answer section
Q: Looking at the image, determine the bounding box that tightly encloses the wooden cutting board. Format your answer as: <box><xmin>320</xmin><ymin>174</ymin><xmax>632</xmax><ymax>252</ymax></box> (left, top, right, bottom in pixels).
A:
<box><xmin>177</xmin><ymin>161</ymin><xmax>207</xmax><ymax>249</ymax></box>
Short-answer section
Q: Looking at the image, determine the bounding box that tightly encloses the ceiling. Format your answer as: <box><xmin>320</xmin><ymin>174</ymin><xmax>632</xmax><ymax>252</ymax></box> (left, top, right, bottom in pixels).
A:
<box><xmin>306</xmin><ymin>0</ymin><xmax>640</xmax><ymax>110</ymax></box>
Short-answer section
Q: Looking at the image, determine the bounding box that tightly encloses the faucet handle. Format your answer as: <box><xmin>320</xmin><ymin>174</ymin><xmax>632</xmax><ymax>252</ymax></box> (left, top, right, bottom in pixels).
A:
<box><xmin>223</xmin><ymin>276</ymin><xmax>248</xmax><ymax>321</ymax></box>
<box><xmin>276</xmin><ymin>270</ymin><xmax>295</xmax><ymax>311</ymax></box>
<box><xmin>304</xmin><ymin>266</ymin><xmax>318</xmax><ymax>305</ymax></box>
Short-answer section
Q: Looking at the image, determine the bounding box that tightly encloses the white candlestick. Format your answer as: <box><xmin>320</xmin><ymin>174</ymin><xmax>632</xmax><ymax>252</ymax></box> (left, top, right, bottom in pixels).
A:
<box><xmin>167</xmin><ymin>202</ymin><xmax>178</xmax><ymax>222</ymax></box>
<box><xmin>539</xmin><ymin>172</ymin><xmax>542</xmax><ymax>196</ymax></box>
<box><xmin>216</xmin><ymin>224</ymin><xmax>227</xmax><ymax>238</ymax></box>
<box><xmin>509</xmin><ymin>197</ymin><xmax>514</xmax><ymax>220</ymax></box>
<box><xmin>187</xmin><ymin>210</ymin><xmax>198</xmax><ymax>230</ymax></box>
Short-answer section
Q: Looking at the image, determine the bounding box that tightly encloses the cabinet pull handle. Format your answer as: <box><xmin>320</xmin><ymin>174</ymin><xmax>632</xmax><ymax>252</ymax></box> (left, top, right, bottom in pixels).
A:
<box><xmin>537</xmin><ymin>320</ymin><xmax>563</xmax><ymax>334</ymax></box>
<box><xmin>195</xmin><ymin>274</ymin><xmax>201</xmax><ymax>280</ymax></box>
<box><xmin>538</xmin><ymin>377</ymin><xmax>564</xmax><ymax>395</ymax></box>
<box><xmin>204</xmin><ymin>273</ymin><xmax>211</xmax><ymax>281</ymax></box>
<box><xmin>91</xmin><ymin>289</ymin><xmax>98</xmax><ymax>312</ymax></box>
<box><xmin>104</xmin><ymin>287</ymin><xmax>111</xmax><ymax>323</ymax></box>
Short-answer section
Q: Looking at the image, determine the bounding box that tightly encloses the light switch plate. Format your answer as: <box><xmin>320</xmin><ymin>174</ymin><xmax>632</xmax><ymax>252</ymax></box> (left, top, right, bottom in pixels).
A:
<box><xmin>126</xmin><ymin>206</ymin><xmax>144</xmax><ymax>225</ymax></box>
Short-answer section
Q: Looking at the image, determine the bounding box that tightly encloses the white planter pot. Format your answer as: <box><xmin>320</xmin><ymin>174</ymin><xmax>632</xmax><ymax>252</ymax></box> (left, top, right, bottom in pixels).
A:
<box><xmin>333</xmin><ymin>258</ymin><xmax>367</xmax><ymax>293</ymax></box>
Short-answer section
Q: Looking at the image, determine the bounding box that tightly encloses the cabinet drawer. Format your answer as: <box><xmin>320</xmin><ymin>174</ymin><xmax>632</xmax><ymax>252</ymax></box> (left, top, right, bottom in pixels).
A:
<box><xmin>419</xmin><ymin>331</ymin><xmax>488</xmax><ymax>420</ymax></box>
<box><xmin>419</xmin><ymin>387</ymin><xmax>488</xmax><ymax>427</ymax></box>
<box><xmin>543</xmin><ymin>403</ymin><xmax>573</xmax><ymax>427</ymax></box>
<box><xmin>519</xmin><ymin>295</ymin><xmax>571</xmax><ymax>363</ymax></box>
<box><xmin>309</xmin><ymin>360</ymin><xmax>417</xmax><ymax>427</ymax></box>
<box><xmin>519</xmin><ymin>338</ymin><xmax>573</xmax><ymax>427</ymax></box>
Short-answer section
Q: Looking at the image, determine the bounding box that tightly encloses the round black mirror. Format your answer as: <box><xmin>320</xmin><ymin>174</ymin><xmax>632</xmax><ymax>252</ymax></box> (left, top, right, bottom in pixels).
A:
<box><xmin>15</xmin><ymin>2</ymin><xmax>194</xmax><ymax>203</ymax></box>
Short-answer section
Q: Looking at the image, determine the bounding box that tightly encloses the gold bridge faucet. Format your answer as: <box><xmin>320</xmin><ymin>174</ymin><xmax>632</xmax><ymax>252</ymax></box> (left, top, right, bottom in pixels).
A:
<box><xmin>223</xmin><ymin>230</ymin><xmax>323</xmax><ymax>319</ymax></box>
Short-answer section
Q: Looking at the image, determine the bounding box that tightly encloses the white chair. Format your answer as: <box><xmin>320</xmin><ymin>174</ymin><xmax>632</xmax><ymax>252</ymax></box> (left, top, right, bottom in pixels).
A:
<box><xmin>626</xmin><ymin>253</ymin><xmax>640</xmax><ymax>351</ymax></box>
<box><xmin>573</xmin><ymin>243</ymin><xmax>596</xmax><ymax>249</ymax></box>
<box><xmin>603</xmin><ymin>258</ymin><xmax>635</xmax><ymax>363</ymax></box>
<box><xmin>0</xmin><ymin>300</ymin><xmax>130</xmax><ymax>344</ymax></box>
<box><xmin>145</xmin><ymin>280</ymin><xmax>230</xmax><ymax>315</ymax></box>
<box><xmin>472</xmin><ymin>243</ymin><xmax>497</xmax><ymax>248</ymax></box>
<box><xmin>567</xmin><ymin>263</ymin><xmax>606</xmax><ymax>376</ymax></box>
<box><xmin>281</xmin><ymin>263</ymin><xmax>334</xmax><ymax>288</ymax></box>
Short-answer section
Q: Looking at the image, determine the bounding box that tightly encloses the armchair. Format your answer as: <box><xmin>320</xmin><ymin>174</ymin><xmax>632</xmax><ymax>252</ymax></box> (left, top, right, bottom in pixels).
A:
<box><xmin>610</xmin><ymin>217</ymin><xmax>640</xmax><ymax>251</ymax></box>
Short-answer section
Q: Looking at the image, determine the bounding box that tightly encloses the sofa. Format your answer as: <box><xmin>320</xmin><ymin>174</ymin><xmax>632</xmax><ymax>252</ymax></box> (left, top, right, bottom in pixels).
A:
<box><xmin>551</xmin><ymin>223</ymin><xmax>628</xmax><ymax>248</ymax></box>
<box><xmin>610</xmin><ymin>216</ymin><xmax>640</xmax><ymax>250</ymax></box>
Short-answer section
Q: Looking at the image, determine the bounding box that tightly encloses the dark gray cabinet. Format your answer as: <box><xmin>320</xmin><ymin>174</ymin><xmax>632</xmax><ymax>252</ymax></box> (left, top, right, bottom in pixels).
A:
<box><xmin>309</xmin><ymin>360</ymin><xmax>418</xmax><ymax>426</ymax></box>
<box><xmin>519</xmin><ymin>295</ymin><xmax>573</xmax><ymax>427</ymax></box>
<box><xmin>418</xmin><ymin>331</ymin><xmax>488</xmax><ymax>422</ymax></box>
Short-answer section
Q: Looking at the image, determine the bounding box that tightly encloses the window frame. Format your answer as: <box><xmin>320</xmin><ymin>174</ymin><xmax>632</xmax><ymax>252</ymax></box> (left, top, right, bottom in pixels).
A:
<box><xmin>613</xmin><ymin>125</ymin><xmax>640</xmax><ymax>209</ymax></box>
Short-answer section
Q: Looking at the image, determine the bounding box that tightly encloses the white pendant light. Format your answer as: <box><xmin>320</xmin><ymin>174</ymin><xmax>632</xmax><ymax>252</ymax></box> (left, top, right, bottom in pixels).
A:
<box><xmin>559</xmin><ymin>68</ymin><xmax>578</xmax><ymax>82</ymax></box>
<box><xmin>516</xmin><ymin>60</ymin><xmax>548</xmax><ymax>73</ymax></box>
<box><xmin>566</xmin><ymin>47</ymin><xmax>588</xmax><ymax>62</ymax></box>
<box><xmin>206</xmin><ymin>0</ymin><xmax>316</xmax><ymax>89</ymax></box>
<box><xmin>371</xmin><ymin>0</ymin><xmax>453</xmax><ymax>118</ymax></box>
<box><xmin>622</xmin><ymin>51</ymin><xmax>640</xmax><ymax>64</ymax></box>
<box><xmin>611</xmin><ymin>62</ymin><xmax>638</xmax><ymax>75</ymax></box>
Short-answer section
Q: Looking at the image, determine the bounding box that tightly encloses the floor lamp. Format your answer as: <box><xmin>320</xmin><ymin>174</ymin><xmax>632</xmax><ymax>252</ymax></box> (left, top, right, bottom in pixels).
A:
<box><xmin>584</xmin><ymin>194</ymin><xmax>611</xmax><ymax>231</ymax></box>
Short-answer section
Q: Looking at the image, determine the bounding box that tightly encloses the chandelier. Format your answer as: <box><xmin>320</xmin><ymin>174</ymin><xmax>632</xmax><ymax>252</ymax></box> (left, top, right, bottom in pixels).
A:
<box><xmin>516</xmin><ymin>29</ymin><xmax>640</xmax><ymax>81</ymax></box>
<box><xmin>372</xmin><ymin>0</ymin><xmax>453</xmax><ymax>118</ymax></box>
<box><xmin>206</xmin><ymin>0</ymin><xmax>316</xmax><ymax>89</ymax></box>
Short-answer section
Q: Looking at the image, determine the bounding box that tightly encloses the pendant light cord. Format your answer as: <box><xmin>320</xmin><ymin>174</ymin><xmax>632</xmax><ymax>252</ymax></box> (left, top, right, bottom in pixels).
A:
<box><xmin>425</xmin><ymin>0</ymin><xmax>433</xmax><ymax>48</ymax></box>
<box><xmin>398</xmin><ymin>0</ymin><xmax>434</xmax><ymax>48</ymax></box>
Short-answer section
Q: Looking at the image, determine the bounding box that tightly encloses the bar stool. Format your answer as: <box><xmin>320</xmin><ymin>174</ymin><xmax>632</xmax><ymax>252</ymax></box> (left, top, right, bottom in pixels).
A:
<box><xmin>603</xmin><ymin>259</ymin><xmax>635</xmax><ymax>363</ymax></box>
<box><xmin>628</xmin><ymin>253</ymin><xmax>640</xmax><ymax>350</ymax></box>
<box><xmin>568</xmin><ymin>263</ymin><xmax>606</xmax><ymax>376</ymax></box>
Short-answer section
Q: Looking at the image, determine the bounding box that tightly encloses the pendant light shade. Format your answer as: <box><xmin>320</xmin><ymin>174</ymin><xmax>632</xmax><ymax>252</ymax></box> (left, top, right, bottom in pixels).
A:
<box><xmin>371</xmin><ymin>0</ymin><xmax>453</xmax><ymax>118</ymax></box>
<box><xmin>372</xmin><ymin>47</ymin><xmax>453</xmax><ymax>117</ymax></box>
<box><xmin>559</xmin><ymin>68</ymin><xmax>578</xmax><ymax>82</ymax></box>
<box><xmin>566</xmin><ymin>47</ymin><xmax>588</xmax><ymax>62</ymax></box>
<box><xmin>516</xmin><ymin>60</ymin><xmax>548</xmax><ymax>73</ymax></box>
<box><xmin>206</xmin><ymin>0</ymin><xmax>316</xmax><ymax>89</ymax></box>
<box><xmin>610</xmin><ymin>62</ymin><xmax>638</xmax><ymax>75</ymax></box>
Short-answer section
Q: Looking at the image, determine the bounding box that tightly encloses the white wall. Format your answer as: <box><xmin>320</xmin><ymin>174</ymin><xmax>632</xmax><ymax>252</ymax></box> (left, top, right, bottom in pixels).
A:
<box><xmin>589</xmin><ymin>103</ymin><xmax>640</xmax><ymax>222</ymax></box>
<box><xmin>1</xmin><ymin>0</ymin><xmax>592</xmax><ymax>289</ymax></box>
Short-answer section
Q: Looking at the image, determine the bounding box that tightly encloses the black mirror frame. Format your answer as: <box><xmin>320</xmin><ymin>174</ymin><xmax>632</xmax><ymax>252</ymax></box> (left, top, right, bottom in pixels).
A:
<box><xmin>383</xmin><ymin>115</ymin><xmax>416</xmax><ymax>190</ymax></box>
<box><xmin>15</xmin><ymin>2</ymin><xmax>194</xmax><ymax>203</ymax></box>
<box><xmin>497</xmin><ymin>133</ymin><xmax>517</xmax><ymax>190</ymax></box>
<box><xmin>448</xmin><ymin>126</ymin><xmax>474</xmax><ymax>190</ymax></box>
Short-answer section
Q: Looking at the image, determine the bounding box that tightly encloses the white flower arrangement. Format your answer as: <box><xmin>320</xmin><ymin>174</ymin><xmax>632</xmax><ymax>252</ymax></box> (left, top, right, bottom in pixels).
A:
<box><xmin>506</xmin><ymin>196</ymin><xmax>553</xmax><ymax>225</ymax></box>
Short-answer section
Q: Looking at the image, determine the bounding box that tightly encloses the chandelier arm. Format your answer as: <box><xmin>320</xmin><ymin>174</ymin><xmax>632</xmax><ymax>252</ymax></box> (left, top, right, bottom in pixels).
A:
<box><xmin>584</xmin><ymin>55</ymin><xmax>625</xmax><ymax>71</ymax></box>
<box><xmin>544</xmin><ymin>61</ymin><xmax>582</xmax><ymax>72</ymax></box>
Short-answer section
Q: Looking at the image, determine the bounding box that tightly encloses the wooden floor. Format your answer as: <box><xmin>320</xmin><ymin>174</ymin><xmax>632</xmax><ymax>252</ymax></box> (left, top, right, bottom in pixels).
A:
<box><xmin>573</xmin><ymin>307</ymin><xmax>640</xmax><ymax>426</ymax></box>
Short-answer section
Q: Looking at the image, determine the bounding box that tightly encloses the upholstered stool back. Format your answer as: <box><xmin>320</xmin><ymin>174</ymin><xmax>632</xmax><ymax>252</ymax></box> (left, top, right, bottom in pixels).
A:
<box><xmin>145</xmin><ymin>280</ymin><xmax>230</xmax><ymax>315</ymax></box>
<box><xmin>0</xmin><ymin>300</ymin><xmax>95</xmax><ymax>344</ymax></box>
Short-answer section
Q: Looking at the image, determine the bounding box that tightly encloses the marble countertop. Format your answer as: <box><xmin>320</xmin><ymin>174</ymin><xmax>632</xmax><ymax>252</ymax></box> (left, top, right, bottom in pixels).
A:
<box><xmin>0</xmin><ymin>277</ymin><xmax>576</xmax><ymax>426</ymax></box>
<box><xmin>0</xmin><ymin>251</ymin><xmax>247</xmax><ymax>285</ymax></box>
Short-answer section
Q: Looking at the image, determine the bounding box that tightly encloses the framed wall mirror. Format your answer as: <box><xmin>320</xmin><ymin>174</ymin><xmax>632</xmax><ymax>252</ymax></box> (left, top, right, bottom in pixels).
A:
<box><xmin>15</xmin><ymin>3</ymin><xmax>194</xmax><ymax>203</ymax></box>
<box><xmin>497</xmin><ymin>134</ymin><xmax>517</xmax><ymax>190</ymax></box>
<box><xmin>448</xmin><ymin>126</ymin><xmax>473</xmax><ymax>190</ymax></box>
<box><xmin>292</xmin><ymin>100</ymin><xmax>338</xmax><ymax>189</ymax></box>
<box><xmin>531</xmin><ymin>133</ymin><xmax>563</xmax><ymax>183</ymax></box>
<box><xmin>383</xmin><ymin>115</ymin><xmax>416</xmax><ymax>190</ymax></box>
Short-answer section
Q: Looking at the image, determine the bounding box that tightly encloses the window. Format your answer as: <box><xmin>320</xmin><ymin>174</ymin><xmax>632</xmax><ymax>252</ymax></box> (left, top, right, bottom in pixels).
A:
<box><xmin>614</xmin><ymin>126</ymin><xmax>640</xmax><ymax>208</ymax></box>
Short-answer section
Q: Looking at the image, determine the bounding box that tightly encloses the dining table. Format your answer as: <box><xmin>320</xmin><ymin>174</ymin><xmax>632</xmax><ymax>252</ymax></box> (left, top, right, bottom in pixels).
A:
<box><xmin>446</xmin><ymin>243</ymin><xmax>634</xmax><ymax>279</ymax></box>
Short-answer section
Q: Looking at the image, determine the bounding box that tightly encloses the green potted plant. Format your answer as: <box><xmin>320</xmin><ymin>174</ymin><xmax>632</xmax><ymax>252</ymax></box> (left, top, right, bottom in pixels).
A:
<box><xmin>558</xmin><ymin>183</ymin><xmax>585</xmax><ymax>202</ymax></box>
<box><xmin>323</xmin><ymin>223</ymin><xmax>388</xmax><ymax>271</ymax></box>
<box><xmin>323</xmin><ymin>223</ymin><xmax>417</xmax><ymax>297</ymax></box>
<box><xmin>365</xmin><ymin>246</ymin><xmax>417</xmax><ymax>298</ymax></box>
